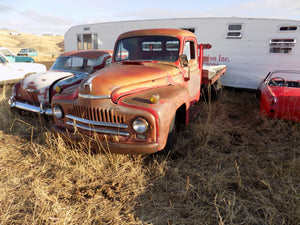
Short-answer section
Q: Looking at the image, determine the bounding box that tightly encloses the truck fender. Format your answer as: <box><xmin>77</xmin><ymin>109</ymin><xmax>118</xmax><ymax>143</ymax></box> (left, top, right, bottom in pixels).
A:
<box><xmin>119</xmin><ymin>84</ymin><xmax>190</xmax><ymax>150</ymax></box>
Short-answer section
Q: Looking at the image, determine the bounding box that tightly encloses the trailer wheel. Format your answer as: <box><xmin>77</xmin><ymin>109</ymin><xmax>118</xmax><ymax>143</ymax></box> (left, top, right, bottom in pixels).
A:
<box><xmin>201</xmin><ymin>80</ymin><xmax>222</xmax><ymax>103</ymax></box>
<box><xmin>210</xmin><ymin>79</ymin><xmax>222</xmax><ymax>101</ymax></box>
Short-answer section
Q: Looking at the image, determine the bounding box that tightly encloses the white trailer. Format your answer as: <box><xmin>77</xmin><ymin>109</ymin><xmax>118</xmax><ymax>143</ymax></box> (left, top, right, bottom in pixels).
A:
<box><xmin>64</xmin><ymin>17</ymin><xmax>300</xmax><ymax>89</ymax></box>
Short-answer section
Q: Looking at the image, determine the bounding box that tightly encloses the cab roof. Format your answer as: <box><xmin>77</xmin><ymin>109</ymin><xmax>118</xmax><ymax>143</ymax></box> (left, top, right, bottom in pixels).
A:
<box><xmin>117</xmin><ymin>28</ymin><xmax>196</xmax><ymax>39</ymax></box>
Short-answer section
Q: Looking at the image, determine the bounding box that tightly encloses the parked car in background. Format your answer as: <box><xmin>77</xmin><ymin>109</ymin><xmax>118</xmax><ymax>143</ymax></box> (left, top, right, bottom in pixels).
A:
<box><xmin>0</xmin><ymin>52</ymin><xmax>46</xmax><ymax>85</ymax></box>
<box><xmin>17</xmin><ymin>48</ymin><xmax>38</xmax><ymax>56</ymax></box>
<box><xmin>9</xmin><ymin>50</ymin><xmax>112</xmax><ymax>115</ymax></box>
<box><xmin>0</xmin><ymin>47</ymin><xmax>35</xmax><ymax>62</ymax></box>
<box><xmin>258</xmin><ymin>70</ymin><xmax>300</xmax><ymax>122</ymax></box>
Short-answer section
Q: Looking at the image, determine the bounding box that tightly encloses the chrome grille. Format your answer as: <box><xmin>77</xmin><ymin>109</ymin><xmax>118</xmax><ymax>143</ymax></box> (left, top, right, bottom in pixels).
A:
<box><xmin>68</xmin><ymin>106</ymin><xmax>125</xmax><ymax>124</ymax></box>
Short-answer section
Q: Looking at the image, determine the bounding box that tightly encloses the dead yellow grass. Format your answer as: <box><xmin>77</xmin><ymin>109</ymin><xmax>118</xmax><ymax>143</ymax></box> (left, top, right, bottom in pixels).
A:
<box><xmin>0</xmin><ymin>86</ymin><xmax>299</xmax><ymax>224</ymax></box>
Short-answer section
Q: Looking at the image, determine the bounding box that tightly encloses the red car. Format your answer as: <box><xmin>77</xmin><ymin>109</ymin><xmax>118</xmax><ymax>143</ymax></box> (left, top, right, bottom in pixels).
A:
<box><xmin>258</xmin><ymin>70</ymin><xmax>300</xmax><ymax>122</ymax></box>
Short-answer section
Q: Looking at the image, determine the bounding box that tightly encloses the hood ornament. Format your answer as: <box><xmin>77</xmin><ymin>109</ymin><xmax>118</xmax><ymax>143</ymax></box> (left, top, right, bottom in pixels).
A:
<box><xmin>84</xmin><ymin>81</ymin><xmax>92</xmax><ymax>92</ymax></box>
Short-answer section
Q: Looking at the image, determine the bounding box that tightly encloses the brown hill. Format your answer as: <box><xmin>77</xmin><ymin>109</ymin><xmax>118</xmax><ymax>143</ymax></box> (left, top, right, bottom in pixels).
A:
<box><xmin>0</xmin><ymin>30</ymin><xmax>64</xmax><ymax>65</ymax></box>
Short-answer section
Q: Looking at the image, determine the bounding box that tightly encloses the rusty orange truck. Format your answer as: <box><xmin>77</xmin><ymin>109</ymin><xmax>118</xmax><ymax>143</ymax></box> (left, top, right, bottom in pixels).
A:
<box><xmin>51</xmin><ymin>28</ymin><xmax>226</xmax><ymax>154</ymax></box>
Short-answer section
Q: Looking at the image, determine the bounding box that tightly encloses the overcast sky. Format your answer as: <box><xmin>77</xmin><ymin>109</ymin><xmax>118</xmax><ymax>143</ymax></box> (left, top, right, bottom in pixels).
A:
<box><xmin>1</xmin><ymin>0</ymin><xmax>300</xmax><ymax>35</ymax></box>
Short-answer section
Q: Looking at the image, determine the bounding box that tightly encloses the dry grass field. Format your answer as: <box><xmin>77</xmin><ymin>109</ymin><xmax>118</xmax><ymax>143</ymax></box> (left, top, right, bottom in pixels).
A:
<box><xmin>0</xmin><ymin>84</ymin><xmax>299</xmax><ymax>225</ymax></box>
<box><xmin>0</xmin><ymin>31</ymin><xmax>299</xmax><ymax>224</ymax></box>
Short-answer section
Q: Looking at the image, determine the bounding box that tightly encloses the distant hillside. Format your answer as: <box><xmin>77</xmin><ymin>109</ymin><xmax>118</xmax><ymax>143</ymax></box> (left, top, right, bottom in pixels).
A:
<box><xmin>0</xmin><ymin>30</ymin><xmax>64</xmax><ymax>62</ymax></box>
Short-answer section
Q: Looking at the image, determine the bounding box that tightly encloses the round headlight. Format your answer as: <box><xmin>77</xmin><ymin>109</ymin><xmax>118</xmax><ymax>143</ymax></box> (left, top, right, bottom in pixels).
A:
<box><xmin>53</xmin><ymin>105</ymin><xmax>64</xmax><ymax>119</ymax></box>
<box><xmin>132</xmin><ymin>117</ymin><xmax>148</xmax><ymax>134</ymax></box>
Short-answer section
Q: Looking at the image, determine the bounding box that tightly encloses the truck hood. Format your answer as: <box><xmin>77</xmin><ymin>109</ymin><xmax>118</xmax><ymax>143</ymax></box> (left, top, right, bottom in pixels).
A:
<box><xmin>79</xmin><ymin>62</ymin><xmax>182</xmax><ymax>99</ymax></box>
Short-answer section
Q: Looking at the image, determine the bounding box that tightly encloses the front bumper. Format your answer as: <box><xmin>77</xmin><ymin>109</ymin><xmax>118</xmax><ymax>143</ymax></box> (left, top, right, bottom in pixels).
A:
<box><xmin>9</xmin><ymin>97</ymin><xmax>52</xmax><ymax>115</ymax></box>
<box><xmin>52</xmin><ymin>124</ymin><xmax>159</xmax><ymax>154</ymax></box>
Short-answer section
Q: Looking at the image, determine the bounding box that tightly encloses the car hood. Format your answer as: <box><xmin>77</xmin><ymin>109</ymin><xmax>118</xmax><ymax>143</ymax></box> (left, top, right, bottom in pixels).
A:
<box><xmin>78</xmin><ymin>61</ymin><xmax>182</xmax><ymax>100</ymax></box>
<box><xmin>11</xmin><ymin>62</ymin><xmax>46</xmax><ymax>72</ymax></box>
<box><xmin>0</xmin><ymin>62</ymin><xmax>46</xmax><ymax>83</ymax></box>
<box><xmin>22</xmin><ymin>71</ymin><xmax>75</xmax><ymax>90</ymax></box>
<box><xmin>17</xmin><ymin>71</ymin><xmax>75</xmax><ymax>104</ymax></box>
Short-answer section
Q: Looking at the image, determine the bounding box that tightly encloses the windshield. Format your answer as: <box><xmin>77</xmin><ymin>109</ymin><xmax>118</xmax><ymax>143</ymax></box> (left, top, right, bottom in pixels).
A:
<box><xmin>270</xmin><ymin>71</ymin><xmax>300</xmax><ymax>81</ymax></box>
<box><xmin>51</xmin><ymin>56</ymin><xmax>97</xmax><ymax>73</ymax></box>
<box><xmin>0</xmin><ymin>49</ymin><xmax>13</xmax><ymax>56</ymax></box>
<box><xmin>114</xmin><ymin>36</ymin><xmax>180</xmax><ymax>62</ymax></box>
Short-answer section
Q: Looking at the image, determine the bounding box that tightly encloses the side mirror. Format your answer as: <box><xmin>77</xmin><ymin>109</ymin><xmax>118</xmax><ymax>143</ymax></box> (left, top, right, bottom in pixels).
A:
<box><xmin>179</xmin><ymin>54</ymin><xmax>189</xmax><ymax>67</ymax></box>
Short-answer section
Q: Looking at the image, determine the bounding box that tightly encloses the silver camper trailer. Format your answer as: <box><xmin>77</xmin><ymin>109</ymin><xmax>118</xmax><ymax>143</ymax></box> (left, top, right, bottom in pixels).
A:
<box><xmin>64</xmin><ymin>17</ymin><xmax>300</xmax><ymax>89</ymax></box>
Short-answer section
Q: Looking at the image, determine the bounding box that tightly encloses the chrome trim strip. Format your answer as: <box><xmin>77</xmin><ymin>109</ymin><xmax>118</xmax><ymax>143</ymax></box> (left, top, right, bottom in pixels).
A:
<box><xmin>9</xmin><ymin>99</ymin><xmax>52</xmax><ymax>115</ymax></box>
<box><xmin>66</xmin><ymin>121</ymin><xmax>130</xmax><ymax>136</ymax></box>
<box><xmin>66</xmin><ymin>115</ymin><xmax>128</xmax><ymax>129</ymax></box>
<box><xmin>25</xmin><ymin>88</ymin><xmax>39</xmax><ymax>93</ymax></box>
<box><xmin>78</xmin><ymin>93</ymin><xmax>111</xmax><ymax>99</ymax></box>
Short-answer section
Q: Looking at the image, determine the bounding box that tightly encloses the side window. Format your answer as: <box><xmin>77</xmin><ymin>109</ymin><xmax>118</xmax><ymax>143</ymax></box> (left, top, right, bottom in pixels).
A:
<box><xmin>77</xmin><ymin>34</ymin><xmax>82</xmax><ymax>50</ymax></box>
<box><xmin>93</xmin><ymin>34</ymin><xmax>98</xmax><ymax>49</ymax></box>
<box><xmin>116</xmin><ymin>42</ymin><xmax>129</xmax><ymax>60</ymax></box>
<box><xmin>71</xmin><ymin>57</ymin><xmax>84</xmax><ymax>67</ymax></box>
<box><xmin>183</xmin><ymin>41</ymin><xmax>196</xmax><ymax>61</ymax></box>
<box><xmin>226</xmin><ymin>24</ymin><xmax>243</xmax><ymax>39</ymax></box>
<box><xmin>269</xmin><ymin>39</ymin><xmax>296</xmax><ymax>54</ymax></box>
<box><xmin>279</xmin><ymin>26</ymin><xmax>297</xmax><ymax>31</ymax></box>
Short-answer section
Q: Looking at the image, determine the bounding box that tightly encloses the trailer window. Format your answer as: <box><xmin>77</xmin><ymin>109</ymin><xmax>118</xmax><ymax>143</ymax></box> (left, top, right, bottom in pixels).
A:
<box><xmin>77</xmin><ymin>33</ymin><xmax>99</xmax><ymax>50</ymax></box>
<box><xmin>181</xmin><ymin>28</ymin><xmax>195</xmax><ymax>33</ymax></box>
<box><xmin>226</xmin><ymin>24</ymin><xmax>242</xmax><ymax>39</ymax></box>
<box><xmin>269</xmin><ymin>38</ymin><xmax>296</xmax><ymax>53</ymax></box>
<box><xmin>83</xmin><ymin>34</ymin><xmax>92</xmax><ymax>49</ymax></box>
<box><xmin>77</xmin><ymin>35</ymin><xmax>82</xmax><ymax>50</ymax></box>
<box><xmin>279</xmin><ymin>26</ymin><xmax>297</xmax><ymax>31</ymax></box>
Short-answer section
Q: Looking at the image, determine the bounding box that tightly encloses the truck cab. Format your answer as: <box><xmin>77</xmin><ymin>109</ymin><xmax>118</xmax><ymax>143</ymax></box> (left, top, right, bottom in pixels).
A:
<box><xmin>51</xmin><ymin>29</ymin><xmax>226</xmax><ymax>154</ymax></box>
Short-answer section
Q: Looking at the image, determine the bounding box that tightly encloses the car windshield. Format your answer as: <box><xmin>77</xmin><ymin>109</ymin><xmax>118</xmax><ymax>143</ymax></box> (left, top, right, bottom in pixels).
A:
<box><xmin>51</xmin><ymin>56</ymin><xmax>97</xmax><ymax>73</ymax></box>
<box><xmin>0</xmin><ymin>49</ymin><xmax>13</xmax><ymax>56</ymax></box>
<box><xmin>114</xmin><ymin>35</ymin><xmax>180</xmax><ymax>62</ymax></box>
<box><xmin>268</xmin><ymin>71</ymin><xmax>300</xmax><ymax>88</ymax></box>
<box><xmin>270</xmin><ymin>71</ymin><xmax>300</xmax><ymax>81</ymax></box>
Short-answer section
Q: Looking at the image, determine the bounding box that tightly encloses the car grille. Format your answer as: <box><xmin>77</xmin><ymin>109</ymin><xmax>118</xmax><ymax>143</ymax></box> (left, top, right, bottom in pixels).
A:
<box><xmin>66</xmin><ymin>105</ymin><xmax>129</xmax><ymax>137</ymax></box>
<box><xmin>67</xmin><ymin>105</ymin><xmax>125</xmax><ymax>124</ymax></box>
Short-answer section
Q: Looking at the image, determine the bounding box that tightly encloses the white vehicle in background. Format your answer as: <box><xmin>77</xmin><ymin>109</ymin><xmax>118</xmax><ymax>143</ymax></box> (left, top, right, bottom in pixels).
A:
<box><xmin>0</xmin><ymin>47</ymin><xmax>35</xmax><ymax>63</ymax></box>
<box><xmin>0</xmin><ymin>52</ymin><xmax>46</xmax><ymax>85</ymax></box>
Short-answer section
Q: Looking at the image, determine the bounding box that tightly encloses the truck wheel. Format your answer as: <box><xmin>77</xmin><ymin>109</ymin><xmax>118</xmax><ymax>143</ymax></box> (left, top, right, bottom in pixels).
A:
<box><xmin>164</xmin><ymin>115</ymin><xmax>177</xmax><ymax>152</ymax></box>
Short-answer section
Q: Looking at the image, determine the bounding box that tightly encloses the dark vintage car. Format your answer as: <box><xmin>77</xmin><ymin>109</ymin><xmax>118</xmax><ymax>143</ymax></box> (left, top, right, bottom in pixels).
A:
<box><xmin>9</xmin><ymin>50</ymin><xmax>112</xmax><ymax>115</ymax></box>
<box><xmin>258</xmin><ymin>70</ymin><xmax>300</xmax><ymax>122</ymax></box>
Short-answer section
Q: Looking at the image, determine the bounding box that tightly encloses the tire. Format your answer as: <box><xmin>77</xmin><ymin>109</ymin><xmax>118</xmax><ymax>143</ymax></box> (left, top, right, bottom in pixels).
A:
<box><xmin>163</xmin><ymin>115</ymin><xmax>177</xmax><ymax>153</ymax></box>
